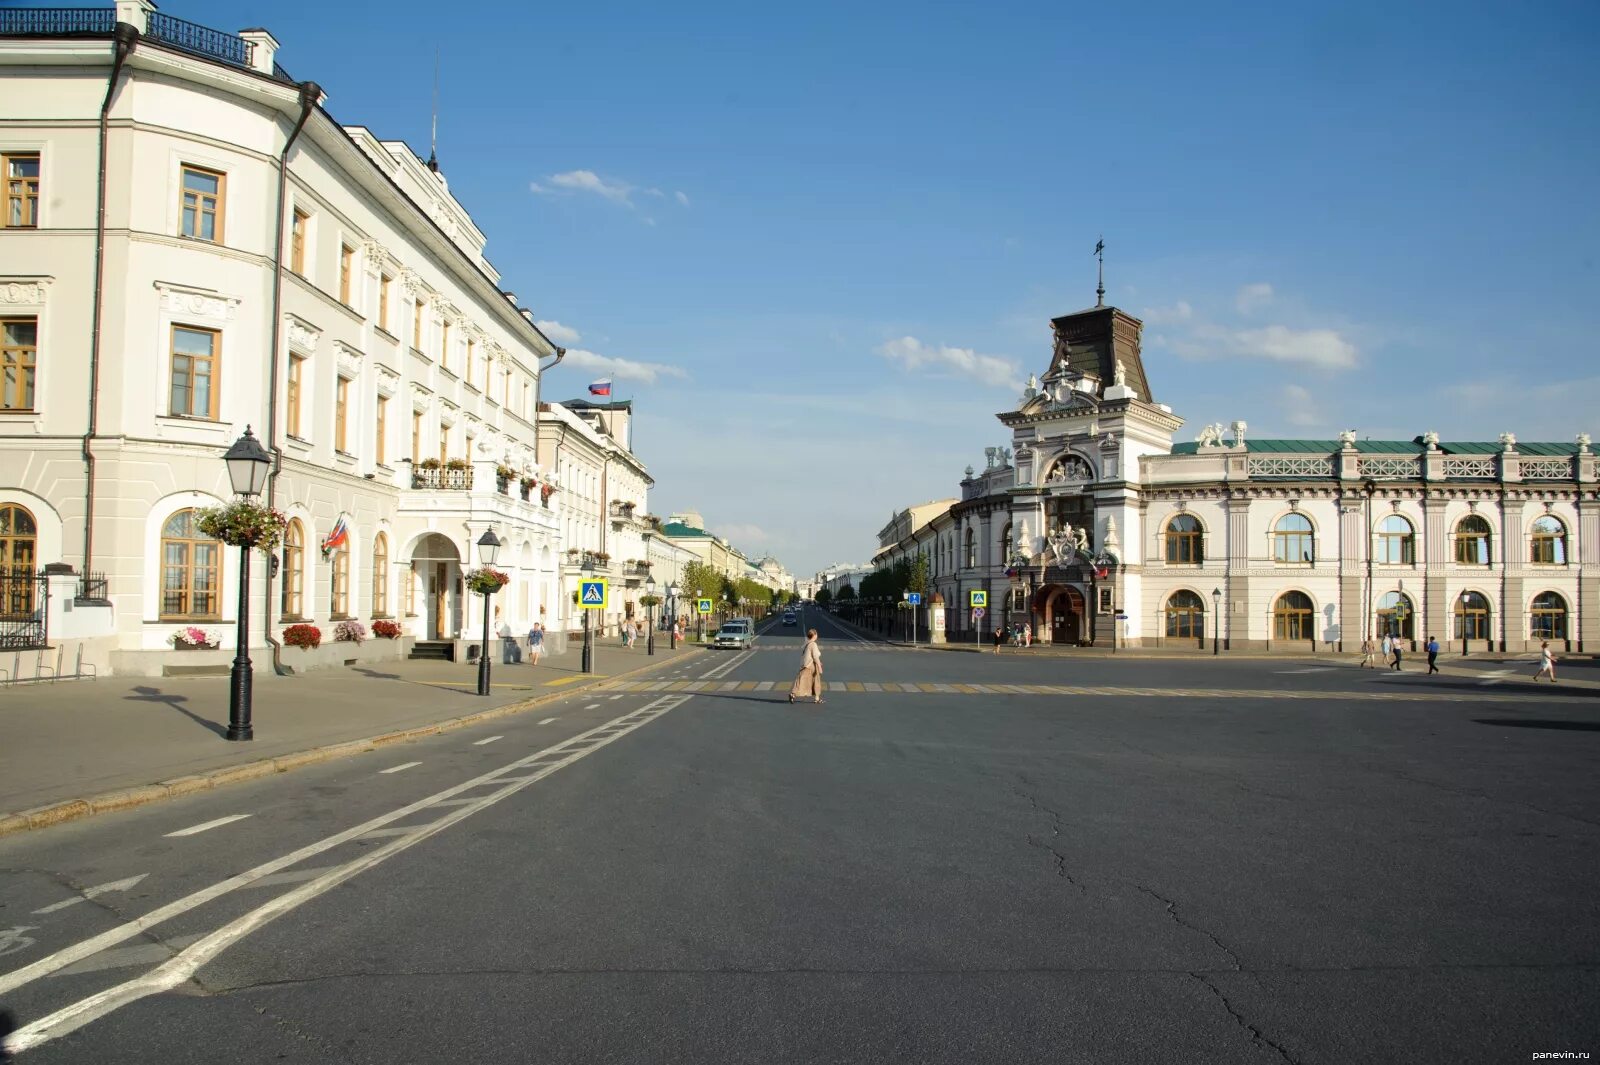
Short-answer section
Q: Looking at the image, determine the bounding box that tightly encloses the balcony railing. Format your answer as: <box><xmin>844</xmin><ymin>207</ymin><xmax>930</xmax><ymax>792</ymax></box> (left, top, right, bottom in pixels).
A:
<box><xmin>145</xmin><ymin>12</ymin><xmax>253</xmax><ymax>66</ymax></box>
<box><xmin>411</xmin><ymin>466</ymin><xmax>473</xmax><ymax>491</ymax></box>
<box><xmin>1</xmin><ymin>7</ymin><xmax>115</xmax><ymax>35</ymax></box>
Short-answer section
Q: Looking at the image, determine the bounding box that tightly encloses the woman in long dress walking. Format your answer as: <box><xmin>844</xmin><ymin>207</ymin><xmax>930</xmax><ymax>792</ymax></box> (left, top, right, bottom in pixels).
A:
<box><xmin>789</xmin><ymin>628</ymin><xmax>824</xmax><ymax>704</ymax></box>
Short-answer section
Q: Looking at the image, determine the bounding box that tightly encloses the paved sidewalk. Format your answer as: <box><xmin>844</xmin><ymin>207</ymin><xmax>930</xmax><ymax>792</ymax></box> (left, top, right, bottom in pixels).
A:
<box><xmin>0</xmin><ymin>637</ymin><xmax>699</xmax><ymax>826</ymax></box>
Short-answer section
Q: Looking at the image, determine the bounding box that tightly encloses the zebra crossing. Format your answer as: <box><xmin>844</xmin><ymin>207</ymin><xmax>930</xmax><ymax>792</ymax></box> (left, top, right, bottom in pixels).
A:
<box><xmin>596</xmin><ymin>678</ymin><xmax>1538</xmax><ymax>702</ymax></box>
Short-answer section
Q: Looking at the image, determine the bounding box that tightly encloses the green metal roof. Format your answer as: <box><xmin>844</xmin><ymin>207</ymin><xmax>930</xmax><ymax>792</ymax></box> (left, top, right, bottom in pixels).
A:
<box><xmin>1169</xmin><ymin>438</ymin><xmax>1580</xmax><ymax>457</ymax></box>
<box><xmin>661</xmin><ymin>521</ymin><xmax>710</xmax><ymax>538</ymax></box>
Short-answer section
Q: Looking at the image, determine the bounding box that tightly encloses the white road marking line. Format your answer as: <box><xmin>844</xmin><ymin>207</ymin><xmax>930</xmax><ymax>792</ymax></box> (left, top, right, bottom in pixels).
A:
<box><xmin>163</xmin><ymin>815</ymin><xmax>250</xmax><ymax>838</ymax></box>
<box><xmin>379</xmin><ymin>762</ymin><xmax>421</xmax><ymax>774</ymax></box>
<box><xmin>1276</xmin><ymin>668</ymin><xmax>1335</xmax><ymax>674</ymax></box>
<box><xmin>31</xmin><ymin>876</ymin><xmax>150</xmax><ymax>916</ymax></box>
<box><xmin>472</xmin><ymin>735</ymin><xmax>504</xmax><ymax>746</ymax></box>
<box><xmin>51</xmin><ymin>935</ymin><xmax>205</xmax><ymax>979</ymax></box>
<box><xmin>2</xmin><ymin>694</ymin><xmax>694</xmax><ymax>1053</ymax></box>
<box><xmin>539</xmin><ymin>718</ymin><xmax>557</xmax><ymax>724</ymax></box>
<box><xmin>426</xmin><ymin>798</ymin><xmax>479</xmax><ymax>809</ymax></box>
<box><xmin>610</xmin><ymin>694</ymin><xmax>624</xmax><ymax>700</ymax></box>
<box><xmin>585</xmin><ymin>703</ymin><xmax>600</xmax><ymax>709</ymax></box>
<box><xmin>757</xmin><ymin>681</ymin><xmax>775</xmax><ymax>690</ymax></box>
<box><xmin>246</xmin><ymin>866</ymin><xmax>340</xmax><ymax>890</ymax></box>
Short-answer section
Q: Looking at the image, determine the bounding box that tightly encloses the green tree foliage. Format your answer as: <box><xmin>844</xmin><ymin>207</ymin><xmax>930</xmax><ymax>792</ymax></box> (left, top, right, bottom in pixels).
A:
<box><xmin>681</xmin><ymin>561</ymin><xmax>720</xmax><ymax>602</ymax></box>
<box><xmin>838</xmin><ymin>583</ymin><xmax>856</xmax><ymax>600</ymax></box>
<box><xmin>816</xmin><ymin>587</ymin><xmax>833</xmax><ymax>607</ymax></box>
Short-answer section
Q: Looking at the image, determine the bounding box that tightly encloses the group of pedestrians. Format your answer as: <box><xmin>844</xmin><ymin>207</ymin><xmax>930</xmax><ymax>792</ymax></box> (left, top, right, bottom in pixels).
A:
<box><xmin>1359</xmin><ymin>633</ymin><xmax>1558</xmax><ymax>681</ymax></box>
<box><xmin>991</xmin><ymin>623</ymin><xmax>1033</xmax><ymax>653</ymax></box>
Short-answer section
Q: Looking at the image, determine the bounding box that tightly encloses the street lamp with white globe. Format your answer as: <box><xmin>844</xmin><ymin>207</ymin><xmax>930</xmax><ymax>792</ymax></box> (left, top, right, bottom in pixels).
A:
<box><xmin>646</xmin><ymin>575</ymin><xmax>657</xmax><ymax>655</ymax></box>
<box><xmin>474</xmin><ymin>529</ymin><xmax>501</xmax><ymax>696</ymax></box>
<box><xmin>222</xmin><ymin>426</ymin><xmax>271</xmax><ymax>742</ymax></box>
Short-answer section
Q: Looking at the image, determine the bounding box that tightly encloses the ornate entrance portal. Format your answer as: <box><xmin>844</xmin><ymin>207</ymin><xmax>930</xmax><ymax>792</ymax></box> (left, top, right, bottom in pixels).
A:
<box><xmin>1042</xmin><ymin>585</ymin><xmax>1085</xmax><ymax>645</ymax></box>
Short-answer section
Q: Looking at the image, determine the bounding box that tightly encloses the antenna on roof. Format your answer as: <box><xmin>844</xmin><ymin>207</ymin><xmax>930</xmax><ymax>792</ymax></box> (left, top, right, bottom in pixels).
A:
<box><xmin>427</xmin><ymin>47</ymin><xmax>440</xmax><ymax>172</ymax></box>
<box><xmin>1094</xmin><ymin>236</ymin><xmax>1106</xmax><ymax>307</ymax></box>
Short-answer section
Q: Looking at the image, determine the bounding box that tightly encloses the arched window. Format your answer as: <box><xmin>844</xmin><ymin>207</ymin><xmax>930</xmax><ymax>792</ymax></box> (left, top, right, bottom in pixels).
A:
<box><xmin>0</xmin><ymin>503</ymin><xmax>38</xmax><ymax>617</ymax></box>
<box><xmin>161</xmin><ymin>509</ymin><xmax>220</xmax><ymax>619</ymax></box>
<box><xmin>1454</xmin><ymin>591</ymin><xmax>1491</xmax><ymax>640</ymax></box>
<box><xmin>330</xmin><ymin>547</ymin><xmax>350</xmax><ymax>618</ymax></box>
<box><xmin>280</xmin><ymin>519</ymin><xmax>305</xmax><ymax>618</ymax></box>
<box><xmin>1376</xmin><ymin>515</ymin><xmax>1414</xmax><ymax>565</ymax></box>
<box><xmin>1376</xmin><ymin>591</ymin><xmax>1415</xmax><ymax>639</ymax></box>
<box><xmin>965</xmin><ymin>527</ymin><xmax>976</xmax><ymax>569</ymax></box>
<box><xmin>1272</xmin><ymin>590</ymin><xmax>1314</xmax><ymax>640</ymax></box>
<box><xmin>1164</xmin><ymin>590</ymin><xmax>1205</xmax><ymax>641</ymax></box>
<box><xmin>1165</xmin><ymin>515</ymin><xmax>1203</xmax><ymax>564</ymax></box>
<box><xmin>0</xmin><ymin>503</ymin><xmax>37</xmax><ymax>571</ymax></box>
<box><xmin>1529</xmin><ymin>516</ymin><xmax>1566</xmax><ymax>565</ymax></box>
<box><xmin>1273</xmin><ymin>514</ymin><xmax>1314</xmax><ymax>564</ymax></box>
<box><xmin>1454</xmin><ymin>515</ymin><xmax>1491</xmax><ymax>565</ymax></box>
<box><xmin>372</xmin><ymin>533</ymin><xmax>389</xmax><ymax>617</ymax></box>
<box><xmin>1530</xmin><ymin>591</ymin><xmax>1568</xmax><ymax>640</ymax></box>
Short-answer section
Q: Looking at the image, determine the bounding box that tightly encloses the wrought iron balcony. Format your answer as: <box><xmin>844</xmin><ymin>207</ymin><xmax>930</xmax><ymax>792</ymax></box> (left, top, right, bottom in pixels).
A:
<box><xmin>410</xmin><ymin>466</ymin><xmax>474</xmax><ymax>491</ymax></box>
<box><xmin>0</xmin><ymin>8</ymin><xmax>115</xmax><ymax>35</ymax></box>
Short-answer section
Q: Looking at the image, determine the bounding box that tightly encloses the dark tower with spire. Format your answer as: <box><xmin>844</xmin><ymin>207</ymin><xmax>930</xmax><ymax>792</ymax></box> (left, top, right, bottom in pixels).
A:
<box><xmin>1043</xmin><ymin>238</ymin><xmax>1154</xmax><ymax>401</ymax></box>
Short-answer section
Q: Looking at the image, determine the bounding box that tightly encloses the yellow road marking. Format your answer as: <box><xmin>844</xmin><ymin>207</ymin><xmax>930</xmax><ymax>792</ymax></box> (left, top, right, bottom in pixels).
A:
<box><xmin>541</xmin><ymin>676</ymin><xmax>589</xmax><ymax>687</ymax></box>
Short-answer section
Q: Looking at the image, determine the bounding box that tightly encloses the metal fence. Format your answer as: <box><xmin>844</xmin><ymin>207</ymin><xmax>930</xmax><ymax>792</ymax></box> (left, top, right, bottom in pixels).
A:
<box><xmin>0</xmin><ymin>567</ymin><xmax>48</xmax><ymax>650</ymax></box>
<box><xmin>145</xmin><ymin>11</ymin><xmax>254</xmax><ymax>67</ymax></box>
<box><xmin>0</xmin><ymin>8</ymin><xmax>116</xmax><ymax>35</ymax></box>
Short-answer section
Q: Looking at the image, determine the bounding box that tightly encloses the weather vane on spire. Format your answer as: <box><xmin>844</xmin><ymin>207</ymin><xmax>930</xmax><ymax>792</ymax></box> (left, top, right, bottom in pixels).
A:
<box><xmin>1094</xmin><ymin>236</ymin><xmax>1106</xmax><ymax>307</ymax></box>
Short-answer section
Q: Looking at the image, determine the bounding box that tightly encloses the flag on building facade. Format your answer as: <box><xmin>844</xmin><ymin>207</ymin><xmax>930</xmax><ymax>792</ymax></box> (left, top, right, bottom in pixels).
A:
<box><xmin>588</xmin><ymin>379</ymin><xmax>612</xmax><ymax>397</ymax></box>
<box><xmin>321</xmin><ymin>516</ymin><xmax>349</xmax><ymax>556</ymax></box>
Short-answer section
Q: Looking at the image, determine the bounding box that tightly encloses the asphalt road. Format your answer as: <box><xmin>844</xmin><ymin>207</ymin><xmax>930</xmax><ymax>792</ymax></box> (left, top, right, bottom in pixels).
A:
<box><xmin>2</xmin><ymin>604</ymin><xmax>1597</xmax><ymax>1064</ymax></box>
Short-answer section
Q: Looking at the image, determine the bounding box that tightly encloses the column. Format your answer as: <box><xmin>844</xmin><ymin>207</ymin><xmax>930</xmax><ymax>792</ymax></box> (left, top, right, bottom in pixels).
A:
<box><xmin>1225</xmin><ymin>496</ymin><xmax>1252</xmax><ymax>649</ymax></box>
<box><xmin>1338</xmin><ymin>496</ymin><xmax>1364</xmax><ymax>651</ymax></box>
<box><xmin>1423</xmin><ymin>495</ymin><xmax>1450</xmax><ymax>648</ymax></box>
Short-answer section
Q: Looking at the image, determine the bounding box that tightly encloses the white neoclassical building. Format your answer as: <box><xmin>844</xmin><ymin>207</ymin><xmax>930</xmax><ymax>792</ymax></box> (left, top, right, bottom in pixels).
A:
<box><xmin>0</xmin><ymin>4</ymin><xmax>567</xmax><ymax>674</ymax></box>
<box><xmin>870</xmin><ymin>299</ymin><xmax>1598</xmax><ymax>652</ymax></box>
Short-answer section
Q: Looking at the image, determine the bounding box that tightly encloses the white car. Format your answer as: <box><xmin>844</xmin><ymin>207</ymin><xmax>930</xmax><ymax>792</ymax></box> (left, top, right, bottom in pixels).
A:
<box><xmin>714</xmin><ymin>619</ymin><xmax>755</xmax><ymax>649</ymax></box>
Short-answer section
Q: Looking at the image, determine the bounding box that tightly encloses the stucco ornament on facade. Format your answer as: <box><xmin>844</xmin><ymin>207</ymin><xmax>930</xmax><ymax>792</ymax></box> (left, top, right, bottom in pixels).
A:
<box><xmin>285</xmin><ymin>314</ymin><xmax>321</xmax><ymax>353</ymax></box>
<box><xmin>0</xmin><ymin>280</ymin><xmax>51</xmax><ymax>305</ymax></box>
<box><xmin>156</xmin><ymin>282</ymin><xmax>240</xmax><ymax>322</ymax></box>
<box><xmin>1196</xmin><ymin>423</ymin><xmax>1227</xmax><ymax>448</ymax></box>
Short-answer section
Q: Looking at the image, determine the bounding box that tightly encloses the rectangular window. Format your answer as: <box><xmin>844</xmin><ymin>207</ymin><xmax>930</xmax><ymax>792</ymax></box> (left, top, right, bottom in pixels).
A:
<box><xmin>290</xmin><ymin>208</ymin><xmax>309</xmax><ymax>275</ymax></box>
<box><xmin>286</xmin><ymin>354</ymin><xmax>305</xmax><ymax>437</ymax></box>
<box><xmin>375</xmin><ymin>394</ymin><xmax>388</xmax><ymax>464</ymax></box>
<box><xmin>180</xmin><ymin>165</ymin><xmax>225</xmax><ymax>242</ymax></box>
<box><xmin>169</xmin><ymin>325</ymin><xmax>219</xmax><ymax>419</ymax></box>
<box><xmin>379</xmin><ymin>274</ymin><xmax>391</xmax><ymax>330</ymax></box>
<box><xmin>334</xmin><ymin>376</ymin><xmax>350</xmax><ymax>452</ymax></box>
<box><xmin>411</xmin><ymin>408</ymin><xmax>422</xmax><ymax>463</ymax></box>
<box><xmin>2</xmin><ymin>317</ymin><xmax>37</xmax><ymax>411</ymax></box>
<box><xmin>339</xmin><ymin>244</ymin><xmax>354</xmax><ymax>305</ymax></box>
<box><xmin>413</xmin><ymin>300</ymin><xmax>425</xmax><ymax>350</ymax></box>
<box><xmin>4</xmin><ymin>153</ymin><xmax>40</xmax><ymax>228</ymax></box>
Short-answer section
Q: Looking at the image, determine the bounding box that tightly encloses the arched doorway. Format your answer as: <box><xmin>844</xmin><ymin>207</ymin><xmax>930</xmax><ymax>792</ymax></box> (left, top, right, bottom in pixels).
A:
<box><xmin>1044</xmin><ymin>585</ymin><xmax>1085</xmax><ymax>646</ymax></box>
<box><xmin>1164</xmin><ymin>590</ymin><xmax>1206</xmax><ymax>648</ymax></box>
<box><xmin>410</xmin><ymin>533</ymin><xmax>461</xmax><ymax>640</ymax></box>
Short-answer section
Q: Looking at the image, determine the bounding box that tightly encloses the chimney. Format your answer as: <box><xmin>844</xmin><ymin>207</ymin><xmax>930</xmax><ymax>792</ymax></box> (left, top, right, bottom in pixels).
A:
<box><xmin>238</xmin><ymin>28</ymin><xmax>280</xmax><ymax>76</ymax></box>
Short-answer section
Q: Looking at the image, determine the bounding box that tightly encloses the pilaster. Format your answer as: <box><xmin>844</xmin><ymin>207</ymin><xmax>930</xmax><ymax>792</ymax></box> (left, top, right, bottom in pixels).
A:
<box><xmin>1423</xmin><ymin>495</ymin><xmax>1450</xmax><ymax>648</ymax></box>
<box><xmin>1224</xmin><ymin>496</ymin><xmax>1252</xmax><ymax>649</ymax></box>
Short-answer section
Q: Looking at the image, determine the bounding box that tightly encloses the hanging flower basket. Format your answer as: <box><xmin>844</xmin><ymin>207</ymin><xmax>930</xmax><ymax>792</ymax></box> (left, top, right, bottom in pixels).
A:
<box><xmin>418</xmin><ymin>458</ymin><xmax>443</xmax><ymax>471</ymax></box>
<box><xmin>464</xmin><ymin>567</ymin><xmax>511</xmax><ymax>595</ymax></box>
<box><xmin>168</xmin><ymin>625</ymin><xmax>220</xmax><ymax>650</ymax></box>
<box><xmin>541</xmin><ymin>484</ymin><xmax>557</xmax><ymax>502</ymax></box>
<box><xmin>445</xmin><ymin>457</ymin><xmax>471</xmax><ymax>472</ymax></box>
<box><xmin>195</xmin><ymin>500</ymin><xmax>288</xmax><ymax>551</ymax></box>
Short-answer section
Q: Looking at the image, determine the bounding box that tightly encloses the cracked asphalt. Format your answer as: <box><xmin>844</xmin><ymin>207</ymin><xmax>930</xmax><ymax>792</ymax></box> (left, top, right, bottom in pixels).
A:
<box><xmin>2</xmin><ymin>605</ymin><xmax>1597</xmax><ymax>1063</ymax></box>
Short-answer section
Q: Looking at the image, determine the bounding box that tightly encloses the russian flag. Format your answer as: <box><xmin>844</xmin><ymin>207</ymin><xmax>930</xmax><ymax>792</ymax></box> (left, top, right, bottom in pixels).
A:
<box><xmin>321</xmin><ymin>516</ymin><xmax>349</xmax><ymax>555</ymax></box>
<box><xmin>588</xmin><ymin>379</ymin><xmax>612</xmax><ymax>397</ymax></box>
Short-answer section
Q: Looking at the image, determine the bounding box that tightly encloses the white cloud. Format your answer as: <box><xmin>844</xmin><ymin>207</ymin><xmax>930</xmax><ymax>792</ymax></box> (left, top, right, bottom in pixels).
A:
<box><xmin>675</xmin><ymin>190</ymin><xmax>690</xmax><ymax>207</ymax></box>
<box><xmin>875</xmin><ymin>336</ymin><xmax>1023</xmax><ymax>391</ymax></box>
<box><xmin>562</xmin><ymin>347</ymin><xmax>687</xmax><ymax>386</ymax></box>
<box><xmin>717</xmin><ymin>522</ymin><xmax>770</xmax><ymax>546</ymax></box>
<box><xmin>1140</xmin><ymin>300</ymin><xmax>1193</xmax><ymax>326</ymax></box>
<box><xmin>1235</xmin><ymin>282</ymin><xmax>1274</xmax><ymax>314</ymax></box>
<box><xmin>1164</xmin><ymin>321</ymin><xmax>1359</xmax><ymax>371</ymax></box>
<box><xmin>1281</xmin><ymin>384</ymin><xmax>1321</xmax><ymax>428</ymax></box>
<box><xmin>534</xmin><ymin>320</ymin><xmax>582</xmax><ymax>345</ymax></box>
<box><xmin>530</xmin><ymin>169</ymin><xmax>636</xmax><ymax>206</ymax></box>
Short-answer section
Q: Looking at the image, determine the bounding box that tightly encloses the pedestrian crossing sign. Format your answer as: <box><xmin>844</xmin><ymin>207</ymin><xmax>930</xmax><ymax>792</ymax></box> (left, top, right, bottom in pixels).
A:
<box><xmin>697</xmin><ymin>598</ymin><xmax>713</xmax><ymax>614</ymax></box>
<box><xmin>579</xmin><ymin>579</ymin><xmax>608</xmax><ymax>610</ymax></box>
<box><xmin>970</xmin><ymin>590</ymin><xmax>988</xmax><ymax>608</ymax></box>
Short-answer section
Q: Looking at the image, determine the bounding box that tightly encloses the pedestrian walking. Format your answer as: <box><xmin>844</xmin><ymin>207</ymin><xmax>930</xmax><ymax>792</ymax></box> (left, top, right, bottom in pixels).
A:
<box><xmin>1426</xmin><ymin>635</ymin><xmax>1439</xmax><ymax>674</ymax></box>
<box><xmin>1391</xmin><ymin>636</ymin><xmax>1404</xmax><ymax>671</ymax></box>
<box><xmin>1360</xmin><ymin>636</ymin><xmax>1375</xmax><ymax>668</ymax></box>
<box><xmin>992</xmin><ymin>626</ymin><xmax>1005</xmax><ymax>654</ymax></box>
<box><xmin>789</xmin><ymin>628</ymin><xmax>824</xmax><ymax>704</ymax></box>
<box><xmin>1380</xmin><ymin>633</ymin><xmax>1393</xmax><ymax>668</ymax></box>
<box><xmin>1534</xmin><ymin>640</ymin><xmax>1558</xmax><ymax>682</ymax></box>
<box><xmin>528</xmin><ymin>621</ymin><xmax>544</xmax><ymax>666</ymax></box>
<box><xmin>1022</xmin><ymin>623</ymin><xmax>1033</xmax><ymax>649</ymax></box>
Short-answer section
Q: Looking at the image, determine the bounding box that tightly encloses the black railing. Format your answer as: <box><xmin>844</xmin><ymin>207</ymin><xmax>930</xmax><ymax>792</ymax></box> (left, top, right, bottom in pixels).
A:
<box><xmin>0</xmin><ymin>8</ymin><xmax>115</xmax><ymax>35</ymax></box>
<box><xmin>0</xmin><ymin>567</ymin><xmax>48</xmax><ymax>650</ymax></box>
<box><xmin>77</xmin><ymin>571</ymin><xmax>109</xmax><ymax>604</ymax></box>
<box><xmin>146</xmin><ymin>11</ymin><xmax>252</xmax><ymax>67</ymax></box>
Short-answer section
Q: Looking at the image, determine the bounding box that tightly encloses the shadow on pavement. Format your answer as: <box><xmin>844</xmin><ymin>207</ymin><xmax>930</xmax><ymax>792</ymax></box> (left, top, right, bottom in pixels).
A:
<box><xmin>124</xmin><ymin>685</ymin><xmax>228</xmax><ymax>738</ymax></box>
<box><xmin>1363</xmin><ymin>677</ymin><xmax>1599</xmax><ymax>698</ymax></box>
<box><xmin>1473</xmin><ymin>718</ymin><xmax>1600</xmax><ymax>732</ymax></box>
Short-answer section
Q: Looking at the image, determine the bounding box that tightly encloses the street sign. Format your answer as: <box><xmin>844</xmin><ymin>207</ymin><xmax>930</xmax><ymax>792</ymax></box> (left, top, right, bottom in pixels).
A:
<box><xmin>972</xmin><ymin>607</ymin><xmax>986</xmax><ymax>619</ymax></box>
<box><xmin>579</xmin><ymin>579</ymin><xmax>608</xmax><ymax>610</ymax></box>
<box><xmin>1115</xmin><ymin>612</ymin><xmax>1128</xmax><ymax>620</ymax></box>
<box><xmin>906</xmin><ymin>592</ymin><xmax>922</xmax><ymax>606</ymax></box>
<box><xmin>970</xmin><ymin>590</ymin><xmax>988</xmax><ymax>608</ymax></box>
<box><xmin>696</xmin><ymin>598</ymin><xmax>713</xmax><ymax>614</ymax></box>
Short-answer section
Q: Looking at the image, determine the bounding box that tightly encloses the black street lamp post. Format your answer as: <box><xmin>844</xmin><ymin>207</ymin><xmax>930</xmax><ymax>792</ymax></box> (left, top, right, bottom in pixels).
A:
<box><xmin>223</xmin><ymin>427</ymin><xmax>272</xmax><ymax>742</ymax></box>
<box><xmin>646</xmin><ymin>576</ymin><xmax>657</xmax><ymax>655</ymax></box>
<box><xmin>666</xmin><ymin>583</ymin><xmax>678</xmax><ymax>649</ymax></box>
<box><xmin>475</xmin><ymin>529</ymin><xmax>501</xmax><ymax>697</ymax></box>
<box><xmin>1212</xmin><ymin>586</ymin><xmax>1222</xmax><ymax>656</ymax></box>
<box><xmin>581</xmin><ymin>554</ymin><xmax>594</xmax><ymax>673</ymax></box>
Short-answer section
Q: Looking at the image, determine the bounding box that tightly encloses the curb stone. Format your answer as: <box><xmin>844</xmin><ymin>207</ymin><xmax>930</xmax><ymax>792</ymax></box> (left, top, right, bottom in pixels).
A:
<box><xmin>0</xmin><ymin>649</ymin><xmax>702</xmax><ymax>840</ymax></box>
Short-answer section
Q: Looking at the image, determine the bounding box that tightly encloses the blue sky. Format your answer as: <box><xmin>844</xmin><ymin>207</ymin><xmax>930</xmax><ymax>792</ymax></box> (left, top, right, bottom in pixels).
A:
<box><xmin>200</xmin><ymin>0</ymin><xmax>1598</xmax><ymax>575</ymax></box>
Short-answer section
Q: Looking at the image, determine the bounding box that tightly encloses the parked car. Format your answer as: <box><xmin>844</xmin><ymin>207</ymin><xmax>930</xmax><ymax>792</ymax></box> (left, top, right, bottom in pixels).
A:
<box><xmin>714</xmin><ymin>618</ymin><xmax>756</xmax><ymax>649</ymax></box>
